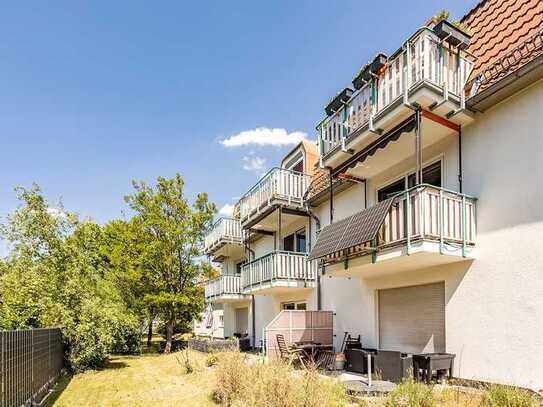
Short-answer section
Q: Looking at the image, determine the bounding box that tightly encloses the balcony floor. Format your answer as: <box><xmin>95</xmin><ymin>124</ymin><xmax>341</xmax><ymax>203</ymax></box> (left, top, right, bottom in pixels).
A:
<box><xmin>323</xmin><ymin>239</ymin><xmax>474</xmax><ymax>278</ymax></box>
<box><xmin>242</xmin><ymin>281</ymin><xmax>315</xmax><ymax>296</ymax></box>
<box><xmin>207</xmin><ymin>294</ymin><xmax>251</xmax><ymax>303</ymax></box>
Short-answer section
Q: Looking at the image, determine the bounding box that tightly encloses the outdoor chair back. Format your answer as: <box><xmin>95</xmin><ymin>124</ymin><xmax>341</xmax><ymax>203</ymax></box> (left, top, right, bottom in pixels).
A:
<box><xmin>276</xmin><ymin>334</ymin><xmax>289</xmax><ymax>358</ymax></box>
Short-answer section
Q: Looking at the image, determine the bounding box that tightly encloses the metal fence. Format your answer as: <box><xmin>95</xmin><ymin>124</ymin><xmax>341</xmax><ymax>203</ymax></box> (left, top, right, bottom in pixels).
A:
<box><xmin>1</xmin><ymin>328</ymin><xmax>64</xmax><ymax>407</ymax></box>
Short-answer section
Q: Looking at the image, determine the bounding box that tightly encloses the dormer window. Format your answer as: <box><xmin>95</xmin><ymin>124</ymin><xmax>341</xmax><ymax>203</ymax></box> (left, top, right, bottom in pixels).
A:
<box><xmin>284</xmin><ymin>151</ymin><xmax>304</xmax><ymax>173</ymax></box>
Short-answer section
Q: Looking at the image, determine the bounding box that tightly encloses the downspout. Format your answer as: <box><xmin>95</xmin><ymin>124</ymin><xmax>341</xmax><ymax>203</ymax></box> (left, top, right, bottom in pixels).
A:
<box><xmin>328</xmin><ymin>167</ymin><xmax>334</xmax><ymax>224</ymax></box>
<box><xmin>251</xmin><ymin>295</ymin><xmax>256</xmax><ymax>350</ymax></box>
<box><xmin>307</xmin><ymin>207</ymin><xmax>322</xmax><ymax>311</ymax></box>
<box><xmin>364</xmin><ymin>179</ymin><xmax>368</xmax><ymax>209</ymax></box>
<box><xmin>245</xmin><ymin>240</ymin><xmax>255</xmax><ymax>261</ymax></box>
<box><xmin>458</xmin><ymin>126</ymin><xmax>463</xmax><ymax>193</ymax></box>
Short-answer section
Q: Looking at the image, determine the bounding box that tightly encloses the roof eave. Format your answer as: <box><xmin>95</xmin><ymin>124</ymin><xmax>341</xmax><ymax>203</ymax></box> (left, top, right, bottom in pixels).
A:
<box><xmin>467</xmin><ymin>53</ymin><xmax>543</xmax><ymax>112</ymax></box>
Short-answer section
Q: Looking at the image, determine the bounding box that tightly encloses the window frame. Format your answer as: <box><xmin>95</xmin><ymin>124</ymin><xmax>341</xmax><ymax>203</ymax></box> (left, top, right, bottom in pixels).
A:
<box><xmin>375</xmin><ymin>156</ymin><xmax>444</xmax><ymax>203</ymax></box>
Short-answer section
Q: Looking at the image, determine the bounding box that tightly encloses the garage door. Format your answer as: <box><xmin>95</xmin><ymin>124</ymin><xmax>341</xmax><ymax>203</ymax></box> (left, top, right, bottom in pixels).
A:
<box><xmin>378</xmin><ymin>282</ymin><xmax>445</xmax><ymax>353</ymax></box>
<box><xmin>235</xmin><ymin>307</ymin><xmax>249</xmax><ymax>335</ymax></box>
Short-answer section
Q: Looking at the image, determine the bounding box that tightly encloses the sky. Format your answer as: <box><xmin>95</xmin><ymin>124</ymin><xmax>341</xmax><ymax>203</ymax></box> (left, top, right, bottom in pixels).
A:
<box><xmin>0</xmin><ymin>0</ymin><xmax>476</xmax><ymax>223</ymax></box>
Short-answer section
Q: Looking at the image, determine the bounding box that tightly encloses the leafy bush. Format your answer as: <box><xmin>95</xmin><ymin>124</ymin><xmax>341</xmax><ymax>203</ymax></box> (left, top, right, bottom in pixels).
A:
<box><xmin>213</xmin><ymin>351</ymin><xmax>348</xmax><ymax>407</ymax></box>
<box><xmin>206</xmin><ymin>352</ymin><xmax>219</xmax><ymax>367</ymax></box>
<box><xmin>385</xmin><ymin>377</ymin><xmax>435</xmax><ymax>407</ymax></box>
<box><xmin>483</xmin><ymin>384</ymin><xmax>538</xmax><ymax>407</ymax></box>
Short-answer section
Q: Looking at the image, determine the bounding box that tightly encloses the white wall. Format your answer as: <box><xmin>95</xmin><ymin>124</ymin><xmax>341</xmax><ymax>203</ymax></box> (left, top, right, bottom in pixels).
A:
<box><xmin>311</xmin><ymin>79</ymin><xmax>543</xmax><ymax>390</ymax></box>
<box><xmin>193</xmin><ymin>303</ymin><xmax>224</xmax><ymax>339</ymax></box>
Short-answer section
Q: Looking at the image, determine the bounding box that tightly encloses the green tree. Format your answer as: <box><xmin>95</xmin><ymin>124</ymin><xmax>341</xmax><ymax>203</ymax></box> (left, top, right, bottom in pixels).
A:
<box><xmin>125</xmin><ymin>174</ymin><xmax>215</xmax><ymax>352</ymax></box>
<box><xmin>101</xmin><ymin>219</ymin><xmax>157</xmax><ymax>346</ymax></box>
<box><xmin>0</xmin><ymin>185</ymin><xmax>141</xmax><ymax>370</ymax></box>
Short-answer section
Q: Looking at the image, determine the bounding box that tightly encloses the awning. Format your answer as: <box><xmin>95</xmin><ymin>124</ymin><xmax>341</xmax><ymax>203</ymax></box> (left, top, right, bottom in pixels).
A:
<box><xmin>309</xmin><ymin>198</ymin><xmax>394</xmax><ymax>260</ymax></box>
<box><xmin>332</xmin><ymin>114</ymin><xmax>416</xmax><ymax>177</ymax></box>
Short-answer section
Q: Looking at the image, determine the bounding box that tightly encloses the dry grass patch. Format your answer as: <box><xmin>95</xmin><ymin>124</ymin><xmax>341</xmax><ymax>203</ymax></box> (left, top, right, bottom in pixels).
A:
<box><xmin>213</xmin><ymin>350</ymin><xmax>349</xmax><ymax>407</ymax></box>
<box><xmin>51</xmin><ymin>350</ymin><xmax>215</xmax><ymax>407</ymax></box>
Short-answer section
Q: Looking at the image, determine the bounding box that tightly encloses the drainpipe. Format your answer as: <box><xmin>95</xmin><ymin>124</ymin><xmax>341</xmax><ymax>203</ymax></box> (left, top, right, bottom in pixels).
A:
<box><xmin>328</xmin><ymin>167</ymin><xmax>334</xmax><ymax>224</ymax></box>
<box><xmin>364</xmin><ymin>180</ymin><xmax>368</xmax><ymax>209</ymax></box>
<box><xmin>251</xmin><ymin>295</ymin><xmax>256</xmax><ymax>349</ymax></box>
<box><xmin>307</xmin><ymin>208</ymin><xmax>322</xmax><ymax>311</ymax></box>
<box><xmin>458</xmin><ymin>126</ymin><xmax>463</xmax><ymax>193</ymax></box>
<box><xmin>245</xmin><ymin>240</ymin><xmax>255</xmax><ymax>262</ymax></box>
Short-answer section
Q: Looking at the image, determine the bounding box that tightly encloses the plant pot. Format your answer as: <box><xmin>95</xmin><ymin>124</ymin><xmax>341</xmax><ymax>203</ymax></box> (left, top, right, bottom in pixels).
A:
<box><xmin>325</xmin><ymin>87</ymin><xmax>354</xmax><ymax>116</ymax></box>
<box><xmin>352</xmin><ymin>53</ymin><xmax>387</xmax><ymax>90</ymax></box>
<box><xmin>433</xmin><ymin>19</ymin><xmax>471</xmax><ymax>49</ymax></box>
<box><xmin>335</xmin><ymin>359</ymin><xmax>345</xmax><ymax>370</ymax></box>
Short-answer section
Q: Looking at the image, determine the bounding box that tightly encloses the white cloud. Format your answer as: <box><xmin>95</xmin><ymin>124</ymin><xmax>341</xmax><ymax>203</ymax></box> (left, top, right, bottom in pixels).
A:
<box><xmin>221</xmin><ymin>127</ymin><xmax>307</xmax><ymax>147</ymax></box>
<box><xmin>218</xmin><ymin>203</ymin><xmax>235</xmax><ymax>217</ymax></box>
<box><xmin>46</xmin><ymin>207</ymin><xmax>67</xmax><ymax>219</ymax></box>
<box><xmin>242</xmin><ymin>156</ymin><xmax>266</xmax><ymax>175</ymax></box>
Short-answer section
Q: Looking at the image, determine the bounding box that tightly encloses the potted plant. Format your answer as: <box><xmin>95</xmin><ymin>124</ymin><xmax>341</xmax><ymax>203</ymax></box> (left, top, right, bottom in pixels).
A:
<box><xmin>433</xmin><ymin>19</ymin><xmax>471</xmax><ymax>49</ymax></box>
<box><xmin>352</xmin><ymin>53</ymin><xmax>388</xmax><ymax>90</ymax></box>
<box><xmin>325</xmin><ymin>87</ymin><xmax>354</xmax><ymax>116</ymax></box>
<box><xmin>335</xmin><ymin>352</ymin><xmax>346</xmax><ymax>370</ymax></box>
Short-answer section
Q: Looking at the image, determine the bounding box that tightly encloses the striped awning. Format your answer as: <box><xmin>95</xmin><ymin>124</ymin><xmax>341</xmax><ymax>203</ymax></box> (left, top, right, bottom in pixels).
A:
<box><xmin>309</xmin><ymin>198</ymin><xmax>394</xmax><ymax>260</ymax></box>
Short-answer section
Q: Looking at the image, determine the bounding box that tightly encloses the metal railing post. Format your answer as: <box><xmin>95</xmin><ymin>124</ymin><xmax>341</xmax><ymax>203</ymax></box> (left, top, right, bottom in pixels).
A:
<box><xmin>406</xmin><ymin>190</ymin><xmax>412</xmax><ymax>255</ymax></box>
<box><xmin>439</xmin><ymin>189</ymin><xmax>444</xmax><ymax>254</ymax></box>
<box><xmin>461</xmin><ymin>195</ymin><xmax>466</xmax><ymax>257</ymax></box>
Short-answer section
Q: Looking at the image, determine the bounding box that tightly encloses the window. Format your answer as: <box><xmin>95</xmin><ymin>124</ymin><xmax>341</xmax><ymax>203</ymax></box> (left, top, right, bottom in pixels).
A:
<box><xmin>235</xmin><ymin>261</ymin><xmax>245</xmax><ymax>274</ymax></box>
<box><xmin>283</xmin><ymin>228</ymin><xmax>307</xmax><ymax>253</ymax></box>
<box><xmin>283</xmin><ymin>234</ymin><xmax>295</xmax><ymax>252</ymax></box>
<box><xmin>378</xmin><ymin>160</ymin><xmax>442</xmax><ymax>202</ymax></box>
<box><xmin>281</xmin><ymin>302</ymin><xmax>307</xmax><ymax>310</ymax></box>
<box><xmin>295</xmin><ymin>230</ymin><xmax>306</xmax><ymax>253</ymax></box>
<box><xmin>291</xmin><ymin>160</ymin><xmax>304</xmax><ymax>173</ymax></box>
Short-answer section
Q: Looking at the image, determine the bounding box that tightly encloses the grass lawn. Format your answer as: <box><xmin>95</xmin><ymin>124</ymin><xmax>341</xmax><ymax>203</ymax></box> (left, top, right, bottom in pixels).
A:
<box><xmin>48</xmin><ymin>349</ymin><xmax>215</xmax><ymax>407</ymax></box>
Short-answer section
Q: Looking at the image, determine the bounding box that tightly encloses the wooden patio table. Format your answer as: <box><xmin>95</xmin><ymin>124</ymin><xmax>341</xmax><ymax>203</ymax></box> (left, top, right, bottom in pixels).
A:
<box><xmin>293</xmin><ymin>342</ymin><xmax>333</xmax><ymax>363</ymax></box>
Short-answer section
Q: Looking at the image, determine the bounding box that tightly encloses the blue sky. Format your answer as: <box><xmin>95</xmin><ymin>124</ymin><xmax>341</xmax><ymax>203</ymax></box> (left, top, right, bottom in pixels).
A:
<box><xmin>0</xmin><ymin>0</ymin><xmax>476</xmax><ymax>223</ymax></box>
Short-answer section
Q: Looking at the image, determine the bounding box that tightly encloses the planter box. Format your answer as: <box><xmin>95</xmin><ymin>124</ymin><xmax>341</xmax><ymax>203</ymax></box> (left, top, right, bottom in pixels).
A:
<box><xmin>325</xmin><ymin>87</ymin><xmax>354</xmax><ymax>116</ymax></box>
<box><xmin>433</xmin><ymin>20</ymin><xmax>471</xmax><ymax>49</ymax></box>
<box><xmin>353</xmin><ymin>53</ymin><xmax>387</xmax><ymax>90</ymax></box>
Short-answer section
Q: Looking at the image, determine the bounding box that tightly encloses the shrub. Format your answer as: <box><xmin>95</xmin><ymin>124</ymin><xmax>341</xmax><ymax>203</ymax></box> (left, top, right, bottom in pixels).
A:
<box><xmin>385</xmin><ymin>377</ymin><xmax>435</xmax><ymax>407</ymax></box>
<box><xmin>206</xmin><ymin>352</ymin><xmax>219</xmax><ymax>367</ymax></box>
<box><xmin>213</xmin><ymin>351</ymin><xmax>348</xmax><ymax>407</ymax></box>
<box><xmin>483</xmin><ymin>384</ymin><xmax>538</xmax><ymax>407</ymax></box>
<box><xmin>213</xmin><ymin>350</ymin><xmax>249</xmax><ymax>405</ymax></box>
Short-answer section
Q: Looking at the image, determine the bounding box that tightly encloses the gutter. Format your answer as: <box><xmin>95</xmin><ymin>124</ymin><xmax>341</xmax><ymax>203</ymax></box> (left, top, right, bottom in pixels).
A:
<box><xmin>467</xmin><ymin>53</ymin><xmax>543</xmax><ymax>112</ymax></box>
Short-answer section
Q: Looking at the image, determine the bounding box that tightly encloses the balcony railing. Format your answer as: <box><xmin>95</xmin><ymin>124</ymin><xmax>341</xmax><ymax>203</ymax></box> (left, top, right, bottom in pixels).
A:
<box><xmin>238</xmin><ymin>168</ymin><xmax>311</xmax><ymax>225</ymax></box>
<box><xmin>204</xmin><ymin>274</ymin><xmax>245</xmax><ymax>300</ymax></box>
<box><xmin>329</xmin><ymin>185</ymin><xmax>476</xmax><ymax>263</ymax></box>
<box><xmin>241</xmin><ymin>251</ymin><xmax>316</xmax><ymax>291</ymax></box>
<box><xmin>204</xmin><ymin>218</ymin><xmax>243</xmax><ymax>255</ymax></box>
<box><xmin>317</xmin><ymin>28</ymin><xmax>474</xmax><ymax>158</ymax></box>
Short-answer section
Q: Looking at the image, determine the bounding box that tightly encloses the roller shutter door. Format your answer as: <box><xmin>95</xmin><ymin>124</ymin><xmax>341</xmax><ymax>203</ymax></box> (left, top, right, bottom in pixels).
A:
<box><xmin>378</xmin><ymin>282</ymin><xmax>445</xmax><ymax>353</ymax></box>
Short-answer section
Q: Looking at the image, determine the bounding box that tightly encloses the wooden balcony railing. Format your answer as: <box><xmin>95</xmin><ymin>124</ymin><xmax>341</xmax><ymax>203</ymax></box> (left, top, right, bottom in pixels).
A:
<box><xmin>204</xmin><ymin>274</ymin><xmax>244</xmax><ymax>300</ymax></box>
<box><xmin>241</xmin><ymin>251</ymin><xmax>316</xmax><ymax>291</ymax></box>
<box><xmin>317</xmin><ymin>28</ymin><xmax>474</xmax><ymax>158</ymax></box>
<box><xmin>204</xmin><ymin>218</ymin><xmax>243</xmax><ymax>255</ymax></box>
<box><xmin>238</xmin><ymin>168</ymin><xmax>311</xmax><ymax>225</ymax></box>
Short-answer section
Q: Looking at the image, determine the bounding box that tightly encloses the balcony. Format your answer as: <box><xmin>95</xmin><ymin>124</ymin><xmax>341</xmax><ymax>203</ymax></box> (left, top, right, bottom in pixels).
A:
<box><xmin>241</xmin><ymin>251</ymin><xmax>316</xmax><ymax>294</ymax></box>
<box><xmin>204</xmin><ymin>274</ymin><xmax>249</xmax><ymax>302</ymax></box>
<box><xmin>238</xmin><ymin>168</ymin><xmax>312</xmax><ymax>229</ymax></box>
<box><xmin>204</xmin><ymin>218</ymin><xmax>243</xmax><ymax>261</ymax></box>
<box><xmin>317</xmin><ymin>27</ymin><xmax>475</xmax><ymax>168</ymax></box>
<box><xmin>311</xmin><ymin>184</ymin><xmax>476</xmax><ymax>277</ymax></box>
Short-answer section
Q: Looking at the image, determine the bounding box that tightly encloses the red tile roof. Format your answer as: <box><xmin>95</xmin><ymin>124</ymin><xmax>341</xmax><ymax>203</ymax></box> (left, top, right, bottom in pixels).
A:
<box><xmin>462</xmin><ymin>0</ymin><xmax>543</xmax><ymax>91</ymax></box>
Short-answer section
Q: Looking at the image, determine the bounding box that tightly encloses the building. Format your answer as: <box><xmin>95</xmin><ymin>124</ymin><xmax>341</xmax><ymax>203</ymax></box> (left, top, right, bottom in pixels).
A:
<box><xmin>199</xmin><ymin>0</ymin><xmax>543</xmax><ymax>391</ymax></box>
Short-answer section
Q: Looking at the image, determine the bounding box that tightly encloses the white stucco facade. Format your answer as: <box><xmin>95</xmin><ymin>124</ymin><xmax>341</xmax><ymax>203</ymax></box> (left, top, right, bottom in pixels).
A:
<box><xmin>305</xmin><ymin>78</ymin><xmax>543</xmax><ymax>391</ymax></box>
<box><xmin>199</xmin><ymin>74</ymin><xmax>543</xmax><ymax>391</ymax></box>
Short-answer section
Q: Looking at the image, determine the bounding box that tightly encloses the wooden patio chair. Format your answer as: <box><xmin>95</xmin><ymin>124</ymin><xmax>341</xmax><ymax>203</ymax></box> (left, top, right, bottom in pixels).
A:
<box><xmin>315</xmin><ymin>350</ymin><xmax>336</xmax><ymax>371</ymax></box>
<box><xmin>276</xmin><ymin>334</ymin><xmax>307</xmax><ymax>368</ymax></box>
